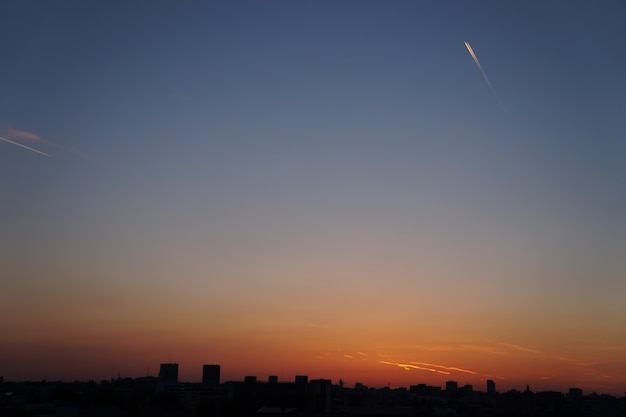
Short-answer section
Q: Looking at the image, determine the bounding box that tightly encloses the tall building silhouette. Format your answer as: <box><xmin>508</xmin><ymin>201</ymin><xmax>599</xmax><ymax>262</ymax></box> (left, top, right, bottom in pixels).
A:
<box><xmin>487</xmin><ymin>379</ymin><xmax>496</xmax><ymax>394</ymax></box>
<box><xmin>568</xmin><ymin>387</ymin><xmax>582</xmax><ymax>399</ymax></box>
<box><xmin>202</xmin><ymin>364</ymin><xmax>220</xmax><ymax>385</ymax></box>
<box><xmin>159</xmin><ymin>363</ymin><xmax>178</xmax><ymax>383</ymax></box>
<box><xmin>445</xmin><ymin>381</ymin><xmax>458</xmax><ymax>393</ymax></box>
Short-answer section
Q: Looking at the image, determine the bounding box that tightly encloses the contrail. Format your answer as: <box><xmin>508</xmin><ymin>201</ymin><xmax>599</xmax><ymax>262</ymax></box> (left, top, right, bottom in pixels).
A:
<box><xmin>379</xmin><ymin>361</ymin><xmax>452</xmax><ymax>375</ymax></box>
<box><xmin>7</xmin><ymin>126</ymin><xmax>88</xmax><ymax>158</ymax></box>
<box><xmin>464</xmin><ymin>41</ymin><xmax>505</xmax><ymax>111</ymax></box>
<box><xmin>0</xmin><ymin>136</ymin><xmax>50</xmax><ymax>156</ymax></box>
<box><xmin>409</xmin><ymin>361</ymin><xmax>477</xmax><ymax>375</ymax></box>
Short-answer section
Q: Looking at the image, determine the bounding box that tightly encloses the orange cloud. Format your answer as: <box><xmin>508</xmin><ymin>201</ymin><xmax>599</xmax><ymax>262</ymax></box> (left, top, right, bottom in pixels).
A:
<box><xmin>498</xmin><ymin>343</ymin><xmax>542</xmax><ymax>355</ymax></box>
<box><xmin>401</xmin><ymin>342</ymin><xmax>541</xmax><ymax>357</ymax></box>
<box><xmin>460</xmin><ymin>344</ymin><xmax>506</xmax><ymax>355</ymax></box>
<box><xmin>408</xmin><ymin>362</ymin><xmax>477</xmax><ymax>375</ymax></box>
<box><xmin>379</xmin><ymin>360</ymin><xmax>451</xmax><ymax>375</ymax></box>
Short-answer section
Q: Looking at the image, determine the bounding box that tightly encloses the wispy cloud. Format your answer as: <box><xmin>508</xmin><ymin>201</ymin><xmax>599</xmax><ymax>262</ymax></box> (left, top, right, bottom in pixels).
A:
<box><xmin>464</xmin><ymin>40</ymin><xmax>506</xmax><ymax>111</ymax></box>
<box><xmin>379</xmin><ymin>361</ymin><xmax>451</xmax><ymax>375</ymax></box>
<box><xmin>408</xmin><ymin>344</ymin><xmax>460</xmax><ymax>352</ymax></box>
<box><xmin>460</xmin><ymin>344</ymin><xmax>506</xmax><ymax>355</ymax></box>
<box><xmin>559</xmin><ymin>357</ymin><xmax>596</xmax><ymax>366</ymax></box>
<box><xmin>379</xmin><ymin>359</ymin><xmax>478</xmax><ymax>376</ymax></box>
<box><xmin>459</xmin><ymin>342</ymin><xmax>541</xmax><ymax>356</ymax></box>
<box><xmin>499</xmin><ymin>343</ymin><xmax>542</xmax><ymax>355</ymax></box>
<box><xmin>7</xmin><ymin>127</ymin><xmax>43</xmax><ymax>142</ymax></box>
<box><xmin>408</xmin><ymin>362</ymin><xmax>477</xmax><ymax>375</ymax></box>
<box><xmin>3</xmin><ymin>126</ymin><xmax>89</xmax><ymax>158</ymax></box>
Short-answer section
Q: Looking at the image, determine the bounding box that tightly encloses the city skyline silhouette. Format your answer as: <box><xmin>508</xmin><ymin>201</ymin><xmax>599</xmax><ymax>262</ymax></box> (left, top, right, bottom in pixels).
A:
<box><xmin>1</xmin><ymin>357</ymin><xmax>623</xmax><ymax>398</ymax></box>
<box><xmin>5</xmin><ymin>366</ymin><xmax>623</xmax><ymax>417</ymax></box>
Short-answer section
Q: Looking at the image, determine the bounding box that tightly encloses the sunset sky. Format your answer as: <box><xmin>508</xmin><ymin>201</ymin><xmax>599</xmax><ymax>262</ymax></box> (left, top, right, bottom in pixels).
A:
<box><xmin>1</xmin><ymin>1</ymin><xmax>626</xmax><ymax>395</ymax></box>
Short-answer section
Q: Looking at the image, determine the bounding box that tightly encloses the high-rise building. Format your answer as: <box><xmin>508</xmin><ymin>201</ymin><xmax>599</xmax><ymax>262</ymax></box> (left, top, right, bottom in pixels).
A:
<box><xmin>202</xmin><ymin>364</ymin><xmax>221</xmax><ymax>385</ymax></box>
<box><xmin>295</xmin><ymin>375</ymin><xmax>308</xmax><ymax>384</ymax></box>
<box><xmin>487</xmin><ymin>379</ymin><xmax>496</xmax><ymax>394</ymax></box>
<box><xmin>159</xmin><ymin>363</ymin><xmax>179</xmax><ymax>383</ymax></box>
<box><xmin>268</xmin><ymin>375</ymin><xmax>278</xmax><ymax>384</ymax></box>
<box><xmin>567</xmin><ymin>388</ymin><xmax>582</xmax><ymax>399</ymax></box>
<box><xmin>445</xmin><ymin>380</ymin><xmax>458</xmax><ymax>392</ymax></box>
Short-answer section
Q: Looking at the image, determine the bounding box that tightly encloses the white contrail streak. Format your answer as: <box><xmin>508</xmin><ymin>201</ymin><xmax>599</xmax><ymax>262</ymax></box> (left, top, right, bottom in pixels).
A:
<box><xmin>464</xmin><ymin>41</ymin><xmax>505</xmax><ymax>111</ymax></box>
<box><xmin>0</xmin><ymin>136</ymin><xmax>50</xmax><ymax>156</ymax></box>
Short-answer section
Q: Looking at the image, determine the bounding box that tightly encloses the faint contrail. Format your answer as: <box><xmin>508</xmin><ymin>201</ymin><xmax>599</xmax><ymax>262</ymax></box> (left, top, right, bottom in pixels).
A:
<box><xmin>7</xmin><ymin>126</ymin><xmax>89</xmax><ymax>158</ymax></box>
<box><xmin>409</xmin><ymin>362</ymin><xmax>477</xmax><ymax>375</ymax></box>
<box><xmin>464</xmin><ymin>41</ymin><xmax>505</xmax><ymax>111</ymax></box>
<box><xmin>379</xmin><ymin>361</ymin><xmax>451</xmax><ymax>375</ymax></box>
<box><xmin>0</xmin><ymin>136</ymin><xmax>50</xmax><ymax>156</ymax></box>
<box><xmin>499</xmin><ymin>342</ymin><xmax>542</xmax><ymax>355</ymax></box>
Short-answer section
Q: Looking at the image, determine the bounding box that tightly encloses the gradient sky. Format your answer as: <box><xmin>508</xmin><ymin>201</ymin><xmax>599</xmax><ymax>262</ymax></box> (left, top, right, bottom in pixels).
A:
<box><xmin>1</xmin><ymin>0</ymin><xmax>626</xmax><ymax>395</ymax></box>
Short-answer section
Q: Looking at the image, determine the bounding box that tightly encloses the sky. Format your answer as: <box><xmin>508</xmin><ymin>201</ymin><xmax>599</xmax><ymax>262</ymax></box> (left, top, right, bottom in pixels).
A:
<box><xmin>1</xmin><ymin>0</ymin><xmax>626</xmax><ymax>395</ymax></box>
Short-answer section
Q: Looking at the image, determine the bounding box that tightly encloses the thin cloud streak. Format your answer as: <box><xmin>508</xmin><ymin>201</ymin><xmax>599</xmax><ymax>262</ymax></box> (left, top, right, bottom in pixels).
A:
<box><xmin>460</xmin><ymin>344</ymin><xmax>506</xmax><ymax>355</ymax></box>
<box><xmin>464</xmin><ymin>40</ymin><xmax>506</xmax><ymax>111</ymax></box>
<box><xmin>379</xmin><ymin>359</ymin><xmax>477</xmax><ymax>376</ymax></box>
<box><xmin>409</xmin><ymin>362</ymin><xmax>477</xmax><ymax>375</ymax></box>
<box><xmin>0</xmin><ymin>136</ymin><xmax>50</xmax><ymax>156</ymax></box>
<box><xmin>379</xmin><ymin>361</ymin><xmax>451</xmax><ymax>375</ymax></box>
<box><xmin>459</xmin><ymin>342</ymin><xmax>542</xmax><ymax>356</ymax></box>
<box><xmin>499</xmin><ymin>342</ymin><xmax>542</xmax><ymax>355</ymax></box>
<box><xmin>559</xmin><ymin>357</ymin><xmax>626</xmax><ymax>368</ymax></box>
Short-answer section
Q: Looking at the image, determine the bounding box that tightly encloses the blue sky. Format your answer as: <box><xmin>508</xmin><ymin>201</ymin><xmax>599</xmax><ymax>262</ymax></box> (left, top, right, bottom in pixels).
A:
<box><xmin>1</xmin><ymin>1</ymin><xmax>626</xmax><ymax>391</ymax></box>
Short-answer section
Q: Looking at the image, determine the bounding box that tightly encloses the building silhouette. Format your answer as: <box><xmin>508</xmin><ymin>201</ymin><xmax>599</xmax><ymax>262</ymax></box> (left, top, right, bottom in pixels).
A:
<box><xmin>568</xmin><ymin>387</ymin><xmax>583</xmax><ymax>399</ymax></box>
<box><xmin>445</xmin><ymin>381</ymin><xmax>458</xmax><ymax>393</ymax></box>
<box><xmin>158</xmin><ymin>363</ymin><xmax>178</xmax><ymax>383</ymax></box>
<box><xmin>202</xmin><ymin>364</ymin><xmax>220</xmax><ymax>385</ymax></box>
<box><xmin>487</xmin><ymin>379</ymin><xmax>496</xmax><ymax>394</ymax></box>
